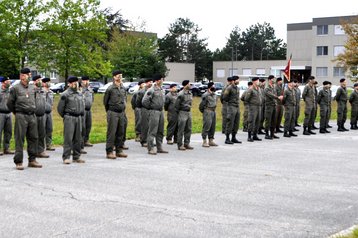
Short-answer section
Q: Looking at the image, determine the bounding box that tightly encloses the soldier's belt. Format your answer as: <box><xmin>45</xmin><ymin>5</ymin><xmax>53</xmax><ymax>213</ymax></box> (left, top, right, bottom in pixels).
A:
<box><xmin>64</xmin><ymin>112</ymin><xmax>81</xmax><ymax>117</ymax></box>
<box><xmin>16</xmin><ymin>111</ymin><xmax>35</xmax><ymax>115</ymax></box>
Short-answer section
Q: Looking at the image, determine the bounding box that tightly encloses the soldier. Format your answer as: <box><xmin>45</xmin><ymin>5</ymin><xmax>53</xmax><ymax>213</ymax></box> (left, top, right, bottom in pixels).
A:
<box><xmin>103</xmin><ymin>70</ymin><xmax>128</xmax><ymax>159</ymax></box>
<box><xmin>164</xmin><ymin>83</ymin><xmax>178</xmax><ymax>144</ymax></box>
<box><xmin>199</xmin><ymin>82</ymin><xmax>218</xmax><ymax>147</ymax></box>
<box><xmin>131</xmin><ymin>79</ymin><xmax>145</xmax><ymax>142</ymax></box>
<box><xmin>142</xmin><ymin>74</ymin><xmax>168</xmax><ymax>155</ymax></box>
<box><xmin>7</xmin><ymin>68</ymin><xmax>42</xmax><ymax>170</ymax></box>
<box><xmin>57</xmin><ymin>76</ymin><xmax>85</xmax><ymax>164</ymax></box>
<box><xmin>33</xmin><ymin>75</ymin><xmax>49</xmax><ymax>158</ymax></box>
<box><xmin>264</xmin><ymin>75</ymin><xmax>283</xmax><ymax>139</ymax></box>
<box><xmin>220</xmin><ymin>77</ymin><xmax>231</xmax><ymax>134</ymax></box>
<box><xmin>302</xmin><ymin>76</ymin><xmax>316</xmax><ymax>135</ymax></box>
<box><xmin>282</xmin><ymin>81</ymin><xmax>297</xmax><ymax>137</ymax></box>
<box><xmin>175</xmin><ymin>80</ymin><xmax>194</xmax><ymax>150</ymax></box>
<box><xmin>349</xmin><ymin>83</ymin><xmax>358</xmax><ymax>130</ymax></box>
<box><xmin>81</xmin><ymin>76</ymin><xmax>94</xmax><ymax>147</ymax></box>
<box><xmin>241</xmin><ymin>81</ymin><xmax>253</xmax><ymax>132</ymax></box>
<box><xmin>42</xmin><ymin>77</ymin><xmax>55</xmax><ymax>151</ymax></box>
<box><xmin>0</xmin><ymin>76</ymin><xmax>14</xmax><ymax>156</ymax></box>
<box><xmin>222</xmin><ymin>75</ymin><xmax>241</xmax><ymax>144</ymax></box>
<box><xmin>274</xmin><ymin>77</ymin><xmax>284</xmax><ymax>133</ymax></box>
<box><xmin>245</xmin><ymin>77</ymin><xmax>262</xmax><ymax>142</ymax></box>
<box><xmin>326</xmin><ymin>82</ymin><xmax>333</xmax><ymax>129</ymax></box>
<box><xmin>294</xmin><ymin>80</ymin><xmax>301</xmax><ymax>127</ymax></box>
<box><xmin>137</xmin><ymin>78</ymin><xmax>153</xmax><ymax>147</ymax></box>
<box><xmin>312</xmin><ymin>80</ymin><xmax>319</xmax><ymax>130</ymax></box>
<box><xmin>258</xmin><ymin>78</ymin><xmax>266</xmax><ymax>135</ymax></box>
<box><xmin>336</xmin><ymin>78</ymin><xmax>349</xmax><ymax>131</ymax></box>
<box><xmin>317</xmin><ymin>81</ymin><xmax>331</xmax><ymax>134</ymax></box>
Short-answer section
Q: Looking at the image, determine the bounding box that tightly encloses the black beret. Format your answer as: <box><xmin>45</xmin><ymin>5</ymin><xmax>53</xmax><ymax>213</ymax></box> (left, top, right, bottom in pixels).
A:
<box><xmin>276</xmin><ymin>77</ymin><xmax>282</xmax><ymax>82</ymax></box>
<box><xmin>138</xmin><ymin>79</ymin><xmax>145</xmax><ymax>85</ymax></box>
<box><xmin>248</xmin><ymin>82</ymin><xmax>253</xmax><ymax>86</ymax></box>
<box><xmin>182</xmin><ymin>80</ymin><xmax>190</xmax><ymax>86</ymax></box>
<box><xmin>0</xmin><ymin>76</ymin><xmax>8</xmax><ymax>82</ymax></box>
<box><xmin>112</xmin><ymin>70</ymin><xmax>122</xmax><ymax>76</ymax></box>
<box><xmin>42</xmin><ymin>77</ymin><xmax>50</xmax><ymax>83</ymax></box>
<box><xmin>20</xmin><ymin>68</ymin><xmax>31</xmax><ymax>74</ymax></box>
<box><xmin>340</xmin><ymin>78</ymin><xmax>346</xmax><ymax>83</ymax></box>
<box><xmin>81</xmin><ymin>76</ymin><xmax>89</xmax><ymax>81</ymax></box>
<box><xmin>354</xmin><ymin>83</ymin><xmax>358</xmax><ymax>87</ymax></box>
<box><xmin>259</xmin><ymin>78</ymin><xmax>266</xmax><ymax>82</ymax></box>
<box><xmin>227</xmin><ymin>77</ymin><xmax>233</xmax><ymax>81</ymax></box>
<box><xmin>293</xmin><ymin>80</ymin><xmax>298</xmax><ymax>83</ymax></box>
<box><xmin>268</xmin><ymin>75</ymin><xmax>275</xmax><ymax>80</ymax></box>
<box><xmin>231</xmin><ymin>75</ymin><xmax>239</xmax><ymax>80</ymax></box>
<box><xmin>152</xmin><ymin>74</ymin><xmax>163</xmax><ymax>81</ymax></box>
<box><xmin>323</xmin><ymin>81</ymin><xmax>329</xmax><ymax>85</ymax></box>
<box><xmin>327</xmin><ymin>81</ymin><xmax>332</xmax><ymax>85</ymax></box>
<box><xmin>145</xmin><ymin>78</ymin><xmax>153</xmax><ymax>83</ymax></box>
<box><xmin>68</xmin><ymin>76</ymin><xmax>78</xmax><ymax>83</ymax></box>
<box><xmin>32</xmin><ymin>75</ymin><xmax>41</xmax><ymax>81</ymax></box>
<box><xmin>207</xmin><ymin>82</ymin><xmax>214</xmax><ymax>88</ymax></box>
<box><xmin>308</xmin><ymin>76</ymin><xmax>315</xmax><ymax>80</ymax></box>
<box><xmin>252</xmin><ymin>77</ymin><xmax>259</xmax><ymax>82</ymax></box>
<box><xmin>169</xmin><ymin>83</ymin><xmax>177</xmax><ymax>88</ymax></box>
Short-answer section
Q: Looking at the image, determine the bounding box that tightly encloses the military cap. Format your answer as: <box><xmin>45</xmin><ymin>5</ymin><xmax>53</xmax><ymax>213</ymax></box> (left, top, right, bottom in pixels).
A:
<box><xmin>182</xmin><ymin>80</ymin><xmax>190</xmax><ymax>86</ymax></box>
<box><xmin>42</xmin><ymin>77</ymin><xmax>51</xmax><ymax>83</ymax></box>
<box><xmin>32</xmin><ymin>75</ymin><xmax>42</xmax><ymax>81</ymax></box>
<box><xmin>323</xmin><ymin>81</ymin><xmax>329</xmax><ymax>85</ymax></box>
<box><xmin>248</xmin><ymin>82</ymin><xmax>253</xmax><ymax>86</ymax></box>
<box><xmin>340</xmin><ymin>78</ymin><xmax>346</xmax><ymax>83</ymax></box>
<box><xmin>0</xmin><ymin>76</ymin><xmax>8</xmax><ymax>82</ymax></box>
<box><xmin>152</xmin><ymin>74</ymin><xmax>163</xmax><ymax>81</ymax></box>
<box><xmin>112</xmin><ymin>70</ymin><xmax>122</xmax><ymax>76</ymax></box>
<box><xmin>138</xmin><ymin>79</ymin><xmax>145</xmax><ymax>85</ymax></box>
<box><xmin>354</xmin><ymin>83</ymin><xmax>358</xmax><ymax>88</ymax></box>
<box><xmin>68</xmin><ymin>76</ymin><xmax>78</xmax><ymax>83</ymax></box>
<box><xmin>327</xmin><ymin>81</ymin><xmax>332</xmax><ymax>85</ymax></box>
<box><xmin>20</xmin><ymin>68</ymin><xmax>31</xmax><ymax>74</ymax></box>
<box><xmin>207</xmin><ymin>82</ymin><xmax>214</xmax><ymax>88</ymax></box>
<box><xmin>231</xmin><ymin>75</ymin><xmax>239</xmax><ymax>80</ymax></box>
<box><xmin>308</xmin><ymin>76</ymin><xmax>315</xmax><ymax>80</ymax></box>
<box><xmin>169</xmin><ymin>83</ymin><xmax>177</xmax><ymax>88</ymax></box>
<box><xmin>276</xmin><ymin>77</ymin><xmax>282</xmax><ymax>82</ymax></box>
<box><xmin>81</xmin><ymin>76</ymin><xmax>89</xmax><ymax>81</ymax></box>
<box><xmin>268</xmin><ymin>75</ymin><xmax>275</xmax><ymax>80</ymax></box>
<box><xmin>252</xmin><ymin>77</ymin><xmax>259</xmax><ymax>82</ymax></box>
<box><xmin>227</xmin><ymin>76</ymin><xmax>233</xmax><ymax>81</ymax></box>
<box><xmin>259</xmin><ymin>78</ymin><xmax>266</xmax><ymax>82</ymax></box>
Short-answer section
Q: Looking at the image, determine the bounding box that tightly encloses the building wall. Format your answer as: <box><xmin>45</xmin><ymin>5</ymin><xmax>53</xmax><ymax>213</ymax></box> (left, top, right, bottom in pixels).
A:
<box><xmin>165</xmin><ymin>62</ymin><xmax>195</xmax><ymax>83</ymax></box>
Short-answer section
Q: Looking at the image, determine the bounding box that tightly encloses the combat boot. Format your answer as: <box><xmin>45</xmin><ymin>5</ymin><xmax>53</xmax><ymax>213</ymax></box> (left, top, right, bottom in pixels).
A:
<box><xmin>148</xmin><ymin>149</ymin><xmax>157</xmax><ymax>155</ymax></box>
<box><xmin>270</xmin><ymin>129</ymin><xmax>279</xmax><ymax>139</ymax></box>
<box><xmin>106</xmin><ymin>152</ymin><xmax>116</xmax><ymax>159</ymax></box>
<box><xmin>276</xmin><ymin>127</ymin><xmax>284</xmax><ymax>133</ymax></box>
<box><xmin>46</xmin><ymin>145</ymin><xmax>55</xmax><ymax>151</ymax></box>
<box><xmin>63</xmin><ymin>159</ymin><xmax>71</xmax><ymax>164</ymax></box>
<box><xmin>225</xmin><ymin>134</ymin><xmax>234</xmax><ymax>144</ymax></box>
<box><xmin>16</xmin><ymin>163</ymin><xmax>24</xmax><ymax>170</ymax></box>
<box><xmin>325</xmin><ymin>128</ymin><xmax>331</xmax><ymax>133</ymax></box>
<box><xmin>337</xmin><ymin>125</ymin><xmax>345</xmax><ymax>132</ymax></box>
<box><xmin>289</xmin><ymin>131</ymin><xmax>297</xmax><ymax>137</ymax></box>
<box><xmin>247</xmin><ymin>132</ymin><xmax>254</xmax><ymax>142</ymax></box>
<box><xmin>73</xmin><ymin>158</ymin><xmax>85</xmax><ymax>163</ymax></box>
<box><xmin>202</xmin><ymin>139</ymin><xmax>210</xmax><ymax>147</ymax></box>
<box><xmin>36</xmin><ymin>152</ymin><xmax>50</xmax><ymax>158</ymax></box>
<box><xmin>209</xmin><ymin>139</ymin><xmax>218</xmax><ymax>146</ymax></box>
<box><xmin>252</xmin><ymin>133</ymin><xmax>262</xmax><ymax>141</ymax></box>
<box><xmin>258</xmin><ymin>128</ymin><xmax>265</xmax><ymax>135</ymax></box>
<box><xmin>184</xmin><ymin>145</ymin><xmax>194</xmax><ymax>150</ymax></box>
<box><xmin>283</xmin><ymin>131</ymin><xmax>291</xmax><ymax>137</ymax></box>
<box><xmin>264</xmin><ymin>130</ymin><xmax>272</xmax><ymax>140</ymax></box>
<box><xmin>3</xmin><ymin>149</ymin><xmax>14</xmax><ymax>154</ymax></box>
<box><xmin>231</xmin><ymin>133</ymin><xmax>242</xmax><ymax>143</ymax></box>
<box><xmin>28</xmin><ymin>160</ymin><xmax>42</xmax><ymax>168</ymax></box>
<box><xmin>319</xmin><ymin>128</ymin><xmax>326</xmax><ymax>134</ymax></box>
<box><xmin>116</xmin><ymin>152</ymin><xmax>128</xmax><ymax>158</ymax></box>
<box><xmin>308</xmin><ymin>127</ymin><xmax>316</xmax><ymax>135</ymax></box>
<box><xmin>167</xmin><ymin>139</ymin><xmax>173</xmax><ymax>145</ymax></box>
<box><xmin>342</xmin><ymin>124</ymin><xmax>349</xmax><ymax>131</ymax></box>
<box><xmin>312</xmin><ymin>124</ymin><xmax>319</xmax><ymax>130</ymax></box>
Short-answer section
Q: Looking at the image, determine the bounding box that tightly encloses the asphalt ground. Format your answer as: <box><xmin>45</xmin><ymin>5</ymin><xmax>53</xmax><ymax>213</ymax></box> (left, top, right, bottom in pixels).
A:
<box><xmin>0</xmin><ymin>125</ymin><xmax>357</xmax><ymax>238</ymax></box>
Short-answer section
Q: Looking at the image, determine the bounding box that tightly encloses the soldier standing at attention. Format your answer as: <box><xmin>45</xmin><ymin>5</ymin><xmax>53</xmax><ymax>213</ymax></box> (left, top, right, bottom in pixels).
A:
<box><xmin>349</xmin><ymin>83</ymin><xmax>358</xmax><ymax>130</ymax></box>
<box><xmin>264</xmin><ymin>75</ymin><xmax>282</xmax><ymax>139</ymax></box>
<box><xmin>137</xmin><ymin>78</ymin><xmax>153</xmax><ymax>147</ymax></box>
<box><xmin>317</xmin><ymin>81</ymin><xmax>331</xmax><ymax>134</ymax></box>
<box><xmin>0</xmin><ymin>76</ymin><xmax>14</xmax><ymax>156</ymax></box>
<box><xmin>326</xmin><ymin>82</ymin><xmax>333</xmax><ymax>129</ymax></box>
<box><xmin>336</xmin><ymin>78</ymin><xmax>349</xmax><ymax>132</ymax></box>
<box><xmin>131</xmin><ymin>79</ymin><xmax>145</xmax><ymax>142</ymax></box>
<box><xmin>282</xmin><ymin>81</ymin><xmax>297</xmax><ymax>138</ymax></box>
<box><xmin>258</xmin><ymin>78</ymin><xmax>266</xmax><ymax>135</ymax></box>
<box><xmin>81</xmin><ymin>76</ymin><xmax>94</xmax><ymax>147</ymax></box>
<box><xmin>302</xmin><ymin>76</ymin><xmax>316</xmax><ymax>135</ymax></box>
<box><xmin>103</xmin><ymin>70</ymin><xmax>128</xmax><ymax>159</ymax></box>
<box><xmin>142</xmin><ymin>74</ymin><xmax>168</xmax><ymax>155</ymax></box>
<box><xmin>274</xmin><ymin>77</ymin><xmax>284</xmax><ymax>133</ymax></box>
<box><xmin>312</xmin><ymin>80</ymin><xmax>319</xmax><ymax>130</ymax></box>
<box><xmin>220</xmin><ymin>77</ymin><xmax>231</xmax><ymax>134</ymax></box>
<box><xmin>57</xmin><ymin>76</ymin><xmax>85</xmax><ymax>164</ymax></box>
<box><xmin>241</xmin><ymin>81</ymin><xmax>253</xmax><ymax>132</ymax></box>
<box><xmin>42</xmin><ymin>77</ymin><xmax>55</xmax><ymax>151</ymax></box>
<box><xmin>245</xmin><ymin>77</ymin><xmax>262</xmax><ymax>142</ymax></box>
<box><xmin>294</xmin><ymin>80</ymin><xmax>301</xmax><ymax>127</ymax></box>
<box><xmin>222</xmin><ymin>75</ymin><xmax>241</xmax><ymax>144</ymax></box>
<box><xmin>33</xmin><ymin>75</ymin><xmax>50</xmax><ymax>158</ymax></box>
<box><xmin>7</xmin><ymin>68</ymin><xmax>42</xmax><ymax>170</ymax></box>
<box><xmin>175</xmin><ymin>80</ymin><xmax>194</xmax><ymax>151</ymax></box>
<box><xmin>164</xmin><ymin>83</ymin><xmax>178</xmax><ymax>144</ymax></box>
<box><xmin>199</xmin><ymin>82</ymin><xmax>218</xmax><ymax>147</ymax></box>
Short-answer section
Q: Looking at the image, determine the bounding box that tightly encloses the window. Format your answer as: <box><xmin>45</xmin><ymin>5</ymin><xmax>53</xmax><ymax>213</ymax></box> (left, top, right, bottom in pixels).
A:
<box><xmin>334</xmin><ymin>25</ymin><xmax>345</xmax><ymax>35</ymax></box>
<box><xmin>242</xmin><ymin>68</ymin><xmax>252</xmax><ymax>75</ymax></box>
<box><xmin>216</xmin><ymin>69</ymin><xmax>225</xmax><ymax>78</ymax></box>
<box><xmin>333</xmin><ymin>67</ymin><xmax>345</xmax><ymax>77</ymax></box>
<box><xmin>50</xmin><ymin>71</ymin><xmax>57</xmax><ymax>79</ymax></box>
<box><xmin>317</xmin><ymin>25</ymin><xmax>328</xmax><ymax>35</ymax></box>
<box><xmin>333</xmin><ymin>45</ymin><xmax>345</xmax><ymax>56</ymax></box>
<box><xmin>317</xmin><ymin>46</ymin><xmax>328</xmax><ymax>56</ymax></box>
<box><xmin>316</xmin><ymin>67</ymin><xmax>328</xmax><ymax>77</ymax></box>
<box><xmin>256</xmin><ymin>68</ymin><xmax>265</xmax><ymax>75</ymax></box>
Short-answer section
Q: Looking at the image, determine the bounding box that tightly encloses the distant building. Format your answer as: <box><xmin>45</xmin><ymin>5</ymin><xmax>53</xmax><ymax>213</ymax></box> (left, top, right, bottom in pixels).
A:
<box><xmin>165</xmin><ymin>62</ymin><xmax>195</xmax><ymax>83</ymax></box>
<box><xmin>213</xmin><ymin>15</ymin><xmax>357</xmax><ymax>86</ymax></box>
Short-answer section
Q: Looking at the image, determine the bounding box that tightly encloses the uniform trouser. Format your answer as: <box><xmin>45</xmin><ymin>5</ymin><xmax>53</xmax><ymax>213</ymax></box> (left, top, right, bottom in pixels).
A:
<box><xmin>221</xmin><ymin>103</ymin><xmax>227</xmax><ymax>133</ymax></box>
<box><xmin>120</xmin><ymin>114</ymin><xmax>127</xmax><ymax>147</ymax></box>
<box><xmin>313</xmin><ymin>104</ymin><xmax>318</xmax><ymax>126</ymax></box>
<box><xmin>84</xmin><ymin>110</ymin><xmax>92</xmax><ymax>142</ymax></box>
<box><xmin>351</xmin><ymin>106</ymin><xmax>358</xmax><ymax>125</ymax></box>
<box><xmin>319</xmin><ymin>105</ymin><xmax>329</xmax><ymax>129</ymax></box>
<box><xmin>166</xmin><ymin>111</ymin><xmax>178</xmax><ymax>141</ymax></box>
<box><xmin>264</xmin><ymin>105</ymin><xmax>276</xmax><ymax>130</ymax></box>
<box><xmin>284</xmin><ymin>105</ymin><xmax>296</xmax><ymax>131</ymax></box>
<box><xmin>225</xmin><ymin>105</ymin><xmax>240</xmax><ymax>134</ymax></box>
<box><xmin>134</xmin><ymin>108</ymin><xmax>141</xmax><ymax>136</ymax></box>
<box><xmin>0</xmin><ymin>113</ymin><xmax>12</xmax><ymax>151</ymax></box>
<box><xmin>140</xmin><ymin>108</ymin><xmax>150</xmax><ymax>144</ymax></box>
<box><xmin>14</xmin><ymin>113</ymin><xmax>38</xmax><ymax>164</ymax></box>
<box><xmin>177</xmin><ymin>111</ymin><xmax>192</xmax><ymax>147</ymax></box>
<box><xmin>327</xmin><ymin>105</ymin><xmax>332</xmax><ymax>127</ymax></box>
<box><xmin>260</xmin><ymin>105</ymin><xmax>265</xmax><ymax>129</ymax></box>
<box><xmin>295</xmin><ymin>103</ymin><xmax>300</xmax><ymax>124</ymax></box>
<box><xmin>337</xmin><ymin>102</ymin><xmax>347</xmax><ymax>126</ymax></box>
<box><xmin>45</xmin><ymin>112</ymin><xmax>53</xmax><ymax>147</ymax></box>
<box><xmin>36</xmin><ymin>115</ymin><xmax>46</xmax><ymax>154</ymax></box>
<box><xmin>303</xmin><ymin>105</ymin><xmax>315</xmax><ymax>127</ymax></box>
<box><xmin>63</xmin><ymin>115</ymin><xmax>81</xmax><ymax>160</ymax></box>
<box><xmin>80</xmin><ymin>115</ymin><xmax>85</xmax><ymax>150</ymax></box>
<box><xmin>147</xmin><ymin>110</ymin><xmax>164</xmax><ymax>151</ymax></box>
<box><xmin>243</xmin><ymin>105</ymin><xmax>248</xmax><ymax>130</ymax></box>
<box><xmin>106</xmin><ymin>110</ymin><xmax>125</xmax><ymax>153</ymax></box>
<box><xmin>248</xmin><ymin>105</ymin><xmax>260</xmax><ymax>133</ymax></box>
<box><xmin>275</xmin><ymin>104</ymin><xmax>284</xmax><ymax>129</ymax></box>
<box><xmin>202</xmin><ymin>110</ymin><xmax>216</xmax><ymax>139</ymax></box>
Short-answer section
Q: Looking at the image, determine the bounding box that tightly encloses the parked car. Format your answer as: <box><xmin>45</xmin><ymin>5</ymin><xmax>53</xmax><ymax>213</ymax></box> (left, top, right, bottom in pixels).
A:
<box><xmin>316</xmin><ymin>85</ymin><xmax>340</xmax><ymax>98</ymax></box>
<box><xmin>97</xmin><ymin>82</ymin><xmax>113</xmax><ymax>93</ymax></box>
<box><xmin>190</xmin><ymin>82</ymin><xmax>204</xmax><ymax>96</ymax></box>
<box><xmin>162</xmin><ymin>81</ymin><xmax>182</xmax><ymax>94</ymax></box>
<box><xmin>89</xmin><ymin>81</ymin><xmax>104</xmax><ymax>93</ymax></box>
<box><xmin>50</xmin><ymin>82</ymin><xmax>66</xmax><ymax>93</ymax></box>
<box><xmin>237</xmin><ymin>80</ymin><xmax>249</xmax><ymax>97</ymax></box>
<box><xmin>123</xmin><ymin>82</ymin><xmax>137</xmax><ymax>91</ymax></box>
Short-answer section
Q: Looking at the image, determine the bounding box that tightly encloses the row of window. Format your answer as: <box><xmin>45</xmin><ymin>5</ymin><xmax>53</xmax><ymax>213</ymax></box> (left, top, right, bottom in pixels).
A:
<box><xmin>317</xmin><ymin>25</ymin><xmax>345</xmax><ymax>35</ymax></box>
<box><xmin>317</xmin><ymin>45</ymin><xmax>345</xmax><ymax>56</ymax></box>
<box><xmin>316</xmin><ymin>67</ymin><xmax>345</xmax><ymax>77</ymax></box>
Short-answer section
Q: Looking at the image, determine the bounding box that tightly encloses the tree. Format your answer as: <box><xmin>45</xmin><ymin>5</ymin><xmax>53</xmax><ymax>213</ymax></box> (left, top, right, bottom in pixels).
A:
<box><xmin>334</xmin><ymin>16</ymin><xmax>358</xmax><ymax>82</ymax></box>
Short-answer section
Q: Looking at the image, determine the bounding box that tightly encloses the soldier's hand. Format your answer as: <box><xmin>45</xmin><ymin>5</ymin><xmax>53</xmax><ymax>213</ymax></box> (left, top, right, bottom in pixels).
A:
<box><xmin>278</xmin><ymin>95</ymin><xmax>283</xmax><ymax>100</ymax></box>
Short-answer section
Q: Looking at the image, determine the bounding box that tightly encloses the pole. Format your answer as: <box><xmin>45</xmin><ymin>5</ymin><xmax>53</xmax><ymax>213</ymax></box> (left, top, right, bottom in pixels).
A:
<box><xmin>231</xmin><ymin>47</ymin><xmax>234</xmax><ymax>76</ymax></box>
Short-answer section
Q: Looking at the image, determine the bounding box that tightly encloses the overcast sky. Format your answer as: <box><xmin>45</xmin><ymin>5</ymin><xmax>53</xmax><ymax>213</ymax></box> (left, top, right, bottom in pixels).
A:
<box><xmin>100</xmin><ymin>0</ymin><xmax>357</xmax><ymax>51</ymax></box>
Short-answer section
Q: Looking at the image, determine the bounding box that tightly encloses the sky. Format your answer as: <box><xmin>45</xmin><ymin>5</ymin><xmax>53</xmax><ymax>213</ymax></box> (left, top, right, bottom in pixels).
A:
<box><xmin>100</xmin><ymin>0</ymin><xmax>357</xmax><ymax>51</ymax></box>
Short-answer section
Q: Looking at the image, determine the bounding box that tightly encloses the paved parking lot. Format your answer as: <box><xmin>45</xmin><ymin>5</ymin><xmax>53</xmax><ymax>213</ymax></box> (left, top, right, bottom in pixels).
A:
<box><xmin>0</xmin><ymin>126</ymin><xmax>357</xmax><ymax>237</ymax></box>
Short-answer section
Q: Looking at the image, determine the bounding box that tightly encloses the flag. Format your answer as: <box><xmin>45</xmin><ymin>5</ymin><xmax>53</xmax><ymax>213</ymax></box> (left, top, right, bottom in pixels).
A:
<box><xmin>283</xmin><ymin>54</ymin><xmax>292</xmax><ymax>82</ymax></box>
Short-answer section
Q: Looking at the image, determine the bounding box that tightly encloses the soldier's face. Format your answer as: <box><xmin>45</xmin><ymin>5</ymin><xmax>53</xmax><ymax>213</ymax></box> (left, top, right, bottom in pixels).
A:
<box><xmin>82</xmin><ymin>80</ymin><xmax>89</xmax><ymax>87</ymax></box>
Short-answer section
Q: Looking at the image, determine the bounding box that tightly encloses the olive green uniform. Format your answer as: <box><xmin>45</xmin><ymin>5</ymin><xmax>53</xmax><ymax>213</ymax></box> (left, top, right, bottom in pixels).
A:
<box><xmin>283</xmin><ymin>87</ymin><xmax>296</xmax><ymax>132</ymax></box>
<box><xmin>240</xmin><ymin>90</ymin><xmax>249</xmax><ymax>132</ymax></box>
<box><xmin>317</xmin><ymin>88</ymin><xmax>330</xmax><ymax>130</ymax></box>
<box><xmin>34</xmin><ymin>87</ymin><xmax>46</xmax><ymax>155</ymax></box>
<box><xmin>264</xmin><ymin>84</ymin><xmax>279</xmax><ymax>131</ymax></box>
<box><xmin>302</xmin><ymin>84</ymin><xmax>316</xmax><ymax>129</ymax></box>
<box><xmin>0</xmin><ymin>88</ymin><xmax>12</xmax><ymax>152</ymax></box>
<box><xmin>199</xmin><ymin>91</ymin><xmax>217</xmax><ymax>140</ymax></box>
<box><xmin>82</xmin><ymin>86</ymin><xmax>94</xmax><ymax>143</ymax></box>
<box><xmin>335</xmin><ymin>86</ymin><xmax>348</xmax><ymax>128</ymax></box>
<box><xmin>137</xmin><ymin>87</ymin><xmax>149</xmax><ymax>145</ymax></box>
<box><xmin>295</xmin><ymin>87</ymin><xmax>301</xmax><ymax>125</ymax></box>
<box><xmin>44</xmin><ymin>89</ymin><xmax>54</xmax><ymax>149</ymax></box>
<box><xmin>349</xmin><ymin>90</ymin><xmax>358</xmax><ymax>128</ymax></box>
<box><xmin>164</xmin><ymin>91</ymin><xmax>178</xmax><ymax>142</ymax></box>
<box><xmin>274</xmin><ymin>84</ymin><xmax>284</xmax><ymax>132</ymax></box>
<box><xmin>131</xmin><ymin>90</ymin><xmax>141</xmax><ymax>137</ymax></box>
<box><xmin>7</xmin><ymin>82</ymin><xmax>38</xmax><ymax>164</ymax></box>
<box><xmin>245</xmin><ymin>87</ymin><xmax>262</xmax><ymax>134</ymax></box>
<box><xmin>175</xmin><ymin>89</ymin><xmax>193</xmax><ymax>148</ymax></box>
<box><xmin>222</xmin><ymin>84</ymin><xmax>240</xmax><ymax>135</ymax></box>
